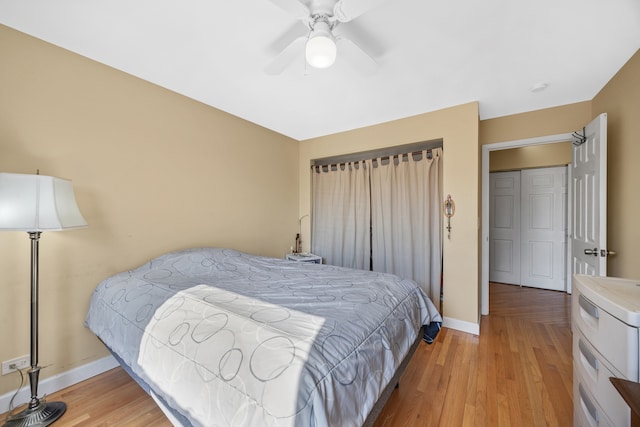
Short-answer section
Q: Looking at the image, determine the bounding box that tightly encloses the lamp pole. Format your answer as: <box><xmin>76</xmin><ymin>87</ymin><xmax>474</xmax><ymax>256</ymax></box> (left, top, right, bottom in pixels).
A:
<box><xmin>27</xmin><ymin>232</ymin><xmax>44</xmax><ymax>410</ymax></box>
<box><xmin>3</xmin><ymin>232</ymin><xmax>66</xmax><ymax>427</ymax></box>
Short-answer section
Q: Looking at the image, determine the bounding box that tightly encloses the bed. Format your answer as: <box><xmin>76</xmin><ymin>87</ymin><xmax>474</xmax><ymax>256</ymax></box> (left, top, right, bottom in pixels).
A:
<box><xmin>85</xmin><ymin>247</ymin><xmax>442</xmax><ymax>426</ymax></box>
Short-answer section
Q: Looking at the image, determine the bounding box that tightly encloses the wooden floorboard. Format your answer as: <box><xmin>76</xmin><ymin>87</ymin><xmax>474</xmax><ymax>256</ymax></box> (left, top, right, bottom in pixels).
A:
<box><xmin>1</xmin><ymin>282</ymin><xmax>573</xmax><ymax>426</ymax></box>
<box><xmin>374</xmin><ymin>282</ymin><xmax>572</xmax><ymax>427</ymax></box>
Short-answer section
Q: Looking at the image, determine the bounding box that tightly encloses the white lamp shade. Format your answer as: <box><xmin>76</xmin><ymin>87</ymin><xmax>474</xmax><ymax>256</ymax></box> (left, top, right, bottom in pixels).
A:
<box><xmin>305</xmin><ymin>21</ymin><xmax>337</xmax><ymax>69</ymax></box>
<box><xmin>0</xmin><ymin>172</ymin><xmax>88</xmax><ymax>231</ymax></box>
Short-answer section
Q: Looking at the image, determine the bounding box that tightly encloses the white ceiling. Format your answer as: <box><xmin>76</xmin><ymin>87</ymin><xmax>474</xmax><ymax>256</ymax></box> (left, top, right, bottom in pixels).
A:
<box><xmin>1</xmin><ymin>0</ymin><xmax>639</xmax><ymax>141</ymax></box>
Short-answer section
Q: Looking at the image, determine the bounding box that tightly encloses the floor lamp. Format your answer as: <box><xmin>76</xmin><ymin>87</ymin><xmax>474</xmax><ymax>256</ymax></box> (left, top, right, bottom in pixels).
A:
<box><xmin>0</xmin><ymin>172</ymin><xmax>87</xmax><ymax>427</ymax></box>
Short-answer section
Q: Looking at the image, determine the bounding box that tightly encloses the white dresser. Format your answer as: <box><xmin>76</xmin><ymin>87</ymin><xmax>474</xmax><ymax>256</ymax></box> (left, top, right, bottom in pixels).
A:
<box><xmin>572</xmin><ymin>274</ymin><xmax>640</xmax><ymax>426</ymax></box>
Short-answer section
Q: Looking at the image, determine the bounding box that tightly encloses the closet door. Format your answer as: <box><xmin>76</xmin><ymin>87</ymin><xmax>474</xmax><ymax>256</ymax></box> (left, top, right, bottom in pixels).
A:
<box><xmin>520</xmin><ymin>166</ymin><xmax>567</xmax><ymax>291</ymax></box>
<box><xmin>489</xmin><ymin>171</ymin><xmax>521</xmax><ymax>285</ymax></box>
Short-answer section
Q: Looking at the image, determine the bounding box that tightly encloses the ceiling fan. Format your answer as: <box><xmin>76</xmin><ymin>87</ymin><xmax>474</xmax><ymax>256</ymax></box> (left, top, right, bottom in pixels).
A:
<box><xmin>264</xmin><ymin>0</ymin><xmax>388</xmax><ymax>75</ymax></box>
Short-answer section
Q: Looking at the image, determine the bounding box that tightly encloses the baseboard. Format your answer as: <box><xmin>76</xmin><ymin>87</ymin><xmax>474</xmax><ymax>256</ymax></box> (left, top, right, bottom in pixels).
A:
<box><xmin>443</xmin><ymin>316</ymin><xmax>480</xmax><ymax>335</ymax></box>
<box><xmin>0</xmin><ymin>355</ymin><xmax>118</xmax><ymax>414</ymax></box>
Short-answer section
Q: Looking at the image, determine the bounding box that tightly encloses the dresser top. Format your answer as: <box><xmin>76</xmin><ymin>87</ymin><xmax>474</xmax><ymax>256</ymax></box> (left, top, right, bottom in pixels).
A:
<box><xmin>574</xmin><ymin>274</ymin><xmax>640</xmax><ymax>326</ymax></box>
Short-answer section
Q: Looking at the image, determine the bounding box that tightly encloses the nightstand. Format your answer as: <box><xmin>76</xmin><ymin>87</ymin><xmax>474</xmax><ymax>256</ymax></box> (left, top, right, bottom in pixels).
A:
<box><xmin>286</xmin><ymin>253</ymin><xmax>322</xmax><ymax>264</ymax></box>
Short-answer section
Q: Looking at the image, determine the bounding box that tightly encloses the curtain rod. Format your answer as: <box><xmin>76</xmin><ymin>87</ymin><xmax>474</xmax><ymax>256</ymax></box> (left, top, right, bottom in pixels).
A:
<box><xmin>310</xmin><ymin>139</ymin><xmax>442</xmax><ymax>167</ymax></box>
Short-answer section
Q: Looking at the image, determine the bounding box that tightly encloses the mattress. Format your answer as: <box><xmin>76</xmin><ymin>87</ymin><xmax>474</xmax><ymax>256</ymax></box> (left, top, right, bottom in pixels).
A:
<box><xmin>85</xmin><ymin>247</ymin><xmax>441</xmax><ymax>426</ymax></box>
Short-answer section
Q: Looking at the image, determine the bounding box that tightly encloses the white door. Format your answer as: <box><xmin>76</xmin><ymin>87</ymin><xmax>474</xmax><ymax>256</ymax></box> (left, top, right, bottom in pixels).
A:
<box><xmin>521</xmin><ymin>167</ymin><xmax>568</xmax><ymax>291</ymax></box>
<box><xmin>489</xmin><ymin>171</ymin><xmax>521</xmax><ymax>284</ymax></box>
<box><xmin>572</xmin><ymin>113</ymin><xmax>608</xmax><ymax>276</ymax></box>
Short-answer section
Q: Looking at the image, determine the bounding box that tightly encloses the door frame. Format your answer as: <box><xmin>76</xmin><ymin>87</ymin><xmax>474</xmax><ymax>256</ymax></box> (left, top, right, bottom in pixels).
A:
<box><xmin>481</xmin><ymin>132</ymin><xmax>573</xmax><ymax>315</ymax></box>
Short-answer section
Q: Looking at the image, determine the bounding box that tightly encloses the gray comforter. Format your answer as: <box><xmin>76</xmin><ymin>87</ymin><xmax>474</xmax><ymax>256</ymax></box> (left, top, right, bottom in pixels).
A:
<box><xmin>85</xmin><ymin>247</ymin><xmax>441</xmax><ymax>426</ymax></box>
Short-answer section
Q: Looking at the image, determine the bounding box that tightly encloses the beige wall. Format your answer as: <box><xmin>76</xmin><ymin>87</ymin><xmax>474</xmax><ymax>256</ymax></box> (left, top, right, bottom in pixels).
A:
<box><xmin>489</xmin><ymin>142</ymin><xmax>572</xmax><ymax>172</ymax></box>
<box><xmin>299</xmin><ymin>103</ymin><xmax>480</xmax><ymax>327</ymax></box>
<box><xmin>480</xmin><ymin>102</ymin><xmax>592</xmax><ymax>144</ymax></box>
<box><xmin>592</xmin><ymin>49</ymin><xmax>640</xmax><ymax>280</ymax></box>
<box><xmin>0</xmin><ymin>25</ymin><xmax>299</xmax><ymax>395</ymax></box>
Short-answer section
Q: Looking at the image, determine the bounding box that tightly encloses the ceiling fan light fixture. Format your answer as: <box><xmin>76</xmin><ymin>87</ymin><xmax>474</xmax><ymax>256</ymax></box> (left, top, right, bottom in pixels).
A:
<box><xmin>305</xmin><ymin>20</ymin><xmax>336</xmax><ymax>69</ymax></box>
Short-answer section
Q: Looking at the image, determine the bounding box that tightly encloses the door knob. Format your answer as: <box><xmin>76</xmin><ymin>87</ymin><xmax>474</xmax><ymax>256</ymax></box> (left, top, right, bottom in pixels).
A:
<box><xmin>584</xmin><ymin>248</ymin><xmax>598</xmax><ymax>256</ymax></box>
<box><xmin>600</xmin><ymin>249</ymin><xmax>616</xmax><ymax>257</ymax></box>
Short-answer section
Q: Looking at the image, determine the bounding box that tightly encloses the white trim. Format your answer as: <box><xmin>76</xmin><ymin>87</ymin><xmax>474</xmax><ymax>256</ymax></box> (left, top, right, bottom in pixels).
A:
<box><xmin>566</xmin><ymin>164</ymin><xmax>573</xmax><ymax>294</ymax></box>
<box><xmin>443</xmin><ymin>316</ymin><xmax>480</xmax><ymax>335</ymax></box>
<box><xmin>0</xmin><ymin>355</ymin><xmax>118</xmax><ymax>413</ymax></box>
<box><xmin>481</xmin><ymin>132</ymin><xmax>573</xmax><ymax>316</ymax></box>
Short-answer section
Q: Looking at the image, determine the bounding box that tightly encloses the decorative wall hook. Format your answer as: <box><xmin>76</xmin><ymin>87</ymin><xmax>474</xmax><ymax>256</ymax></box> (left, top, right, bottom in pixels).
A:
<box><xmin>443</xmin><ymin>194</ymin><xmax>455</xmax><ymax>239</ymax></box>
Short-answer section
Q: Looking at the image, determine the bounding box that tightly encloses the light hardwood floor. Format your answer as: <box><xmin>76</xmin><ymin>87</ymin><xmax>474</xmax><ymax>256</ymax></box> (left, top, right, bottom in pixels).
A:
<box><xmin>1</xmin><ymin>283</ymin><xmax>572</xmax><ymax>426</ymax></box>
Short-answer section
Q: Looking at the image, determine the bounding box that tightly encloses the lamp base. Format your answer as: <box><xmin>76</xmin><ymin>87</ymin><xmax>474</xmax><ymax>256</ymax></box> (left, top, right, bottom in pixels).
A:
<box><xmin>2</xmin><ymin>400</ymin><xmax>66</xmax><ymax>427</ymax></box>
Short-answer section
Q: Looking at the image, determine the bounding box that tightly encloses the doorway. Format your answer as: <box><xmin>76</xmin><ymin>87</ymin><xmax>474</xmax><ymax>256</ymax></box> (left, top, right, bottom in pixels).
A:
<box><xmin>481</xmin><ymin>132</ymin><xmax>573</xmax><ymax>316</ymax></box>
<box><xmin>489</xmin><ymin>166</ymin><xmax>568</xmax><ymax>291</ymax></box>
<box><xmin>482</xmin><ymin>115</ymin><xmax>607</xmax><ymax>316</ymax></box>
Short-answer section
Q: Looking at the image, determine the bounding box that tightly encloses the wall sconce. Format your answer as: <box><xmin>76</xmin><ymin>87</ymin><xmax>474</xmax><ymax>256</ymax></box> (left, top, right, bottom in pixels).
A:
<box><xmin>443</xmin><ymin>194</ymin><xmax>455</xmax><ymax>239</ymax></box>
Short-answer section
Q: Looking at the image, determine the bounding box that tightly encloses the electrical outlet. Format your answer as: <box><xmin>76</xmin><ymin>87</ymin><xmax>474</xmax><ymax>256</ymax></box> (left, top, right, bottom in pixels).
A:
<box><xmin>2</xmin><ymin>355</ymin><xmax>30</xmax><ymax>375</ymax></box>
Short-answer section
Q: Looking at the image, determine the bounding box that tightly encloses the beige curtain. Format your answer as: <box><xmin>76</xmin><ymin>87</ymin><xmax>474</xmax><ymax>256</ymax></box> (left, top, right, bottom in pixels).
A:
<box><xmin>311</xmin><ymin>160</ymin><xmax>372</xmax><ymax>269</ymax></box>
<box><xmin>311</xmin><ymin>148</ymin><xmax>443</xmax><ymax>301</ymax></box>
<box><xmin>370</xmin><ymin>148</ymin><xmax>443</xmax><ymax>299</ymax></box>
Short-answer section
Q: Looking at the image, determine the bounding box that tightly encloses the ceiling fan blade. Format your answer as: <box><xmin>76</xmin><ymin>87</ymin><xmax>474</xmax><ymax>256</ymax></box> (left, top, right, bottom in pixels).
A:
<box><xmin>264</xmin><ymin>37</ymin><xmax>307</xmax><ymax>75</ymax></box>
<box><xmin>268</xmin><ymin>0</ymin><xmax>310</xmax><ymax>19</ymax></box>
<box><xmin>335</xmin><ymin>21</ymin><xmax>384</xmax><ymax>58</ymax></box>
<box><xmin>267</xmin><ymin>22</ymin><xmax>309</xmax><ymax>55</ymax></box>
<box><xmin>333</xmin><ymin>0</ymin><xmax>388</xmax><ymax>22</ymax></box>
<box><xmin>336</xmin><ymin>37</ymin><xmax>378</xmax><ymax>75</ymax></box>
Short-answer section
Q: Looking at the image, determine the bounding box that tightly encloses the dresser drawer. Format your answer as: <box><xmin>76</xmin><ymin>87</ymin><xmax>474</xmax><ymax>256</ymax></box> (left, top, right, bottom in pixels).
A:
<box><xmin>573</xmin><ymin>331</ymin><xmax>630</xmax><ymax>427</ymax></box>
<box><xmin>572</xmin><ymin>290</ymin><xmax>640</xmax><ymax>379</ymax></box>
<box><xmin>574</xmin><ymin>380</ymin><xmax>614</xmax><ymax>427</ymax></box>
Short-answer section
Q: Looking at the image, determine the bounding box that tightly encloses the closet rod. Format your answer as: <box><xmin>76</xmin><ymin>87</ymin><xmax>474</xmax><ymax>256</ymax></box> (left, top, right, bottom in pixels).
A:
<box><xmin>311</xmin><ymin>139</ymin><xmax>442</xmax><ymax>167</ymax></box>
